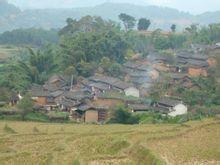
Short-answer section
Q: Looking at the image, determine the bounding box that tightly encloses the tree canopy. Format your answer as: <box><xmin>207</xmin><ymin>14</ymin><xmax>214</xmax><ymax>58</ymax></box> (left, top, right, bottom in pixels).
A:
<box><xmin>119</xmin><ymin>13</ymin><xmax>136</xmax><ymax>31</ymax></box>
<box><xmin>138</xmin><ymin>18</ymin><xmax>151</xmax><ymax>31</ymax></box>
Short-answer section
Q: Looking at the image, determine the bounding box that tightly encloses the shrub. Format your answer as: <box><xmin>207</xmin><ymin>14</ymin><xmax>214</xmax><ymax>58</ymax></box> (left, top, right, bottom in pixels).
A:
<box><xmin>109</xmin><ymin>106</ymin><xmax>139</xmax><ymax>124</ymax></box>
<box><xmin>17</xmin><ymin>94</ymin><xmax>33</xmax><ymax>120</ymax></box>
<box><xmin>0</xmin><ymin>108</ymin><xmax>20</xmax><ymax>115</ymax></box>
<box><xmin>25</xmin><ymin>112</ymin><xmax>49</xmax><ymax>122</ymax></box>
<box><xmin>47</xmin><ymin>111</ymin><xmax>70</xmax><ymax>122</ymax></box>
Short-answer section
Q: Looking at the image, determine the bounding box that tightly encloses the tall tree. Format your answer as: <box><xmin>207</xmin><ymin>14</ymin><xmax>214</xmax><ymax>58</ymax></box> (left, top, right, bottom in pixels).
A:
<box><xmin>138</xmin><ymin>18</ymin><xmax>151</xmax><ymax>31</ymax></box>
<box><xmin>119</xmin><ymin>13</ymin><xmax>136</xmax><ymax>31</ymax></box>
<box><xmin>17</xmin><ymin>94</ymin><xmax>33</xmax><ymax>120</ymax></box>
<box><xmin>171</xmin><ymin>24</ymin><xmax>176</xmax><ymax>33</ymax></box>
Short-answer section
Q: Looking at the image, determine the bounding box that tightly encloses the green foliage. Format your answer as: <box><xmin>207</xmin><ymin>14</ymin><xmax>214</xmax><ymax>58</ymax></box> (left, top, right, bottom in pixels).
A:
<box><xmin>185</xmin><ymin>23</ymin><xmax>220</xmax><ymax>44</ymax></box>
<box><xmin>76</xmin><ymin>61</ymin><xmax>96</xmax><ymax>77</ymax></box>
<box><xmin>0</xmin><ymin>28</ymin><xmax>58</xmax><ymax>46</ymax></box>
<box><xmin>168</xmin><ymin>34</ymin><xmax>187</xmax><ymax>49</ymax></box>
<box><xmin>0</xmin><ymin>114</ymin><xmax>22</xmax><ymax>121</ymax></box>
<box><xmin>0</xmin><ymin>108</ymin><xmax>20</xmax><ymax>115</ymax></box>
<box><xmin>107</xmin><ymin>63</ymin><xmax>123</xmax><ymax>77</ymax></box>
<box><xmin>153</xmin><ymin>35</ymin><xmax>171</xmax><ymax>50</ymax></box>
<box><xmin>59</xmin><ymin>16</ymin><xmax>118</xmax><ymax>36</ymax></box>
<box><xmin>17</xmin><ymin>94</ymin><xmax>33</xmax><ymax>120</ymax></box>
<box><xmin>24</xmin><ymin>112</ymin><xmax>49</xmax><ymax>122</ymax></box>
<box><xmin>176</xmin><ymin>76</ymin><xmax>220</xmax><ymax>106</ymax></box>
<box><xmin>171</xmin><ymin>24</ymin><xmax>176</xmax><ymax>32</ymax></box>
<box><xmin>0</xmin><ymin>63</ymin><xmax>32</xmax><ymax>91</ymax></box>
<box><xmin>59</xmin><ymin>17</ymin><xmax>130</xmax><ymax>73</ymax></box>
<box><xmin>126</xmin><ymin>32</ymin><xmax>151</xmax><ymax>56</ymax></box>
<box><xmin>72</xmin><ymin>159</ymin><xmax>81</xmax><ymax>165</ymax></box>
<box><xmin>119</xmin><ymin>13</ymin><xmax>136</xmax><ymax>31</ymax></box>
<box><xmin>47</xmin><ymin>111</ymin><xmax>70</xmax><ymax>122</ymax></box>
<box><xmin>109</xmin><ymin>105</ymin><xmax>139</xmax><ymax>124</ymax></box>
<box><xmin>138</xmin><ymin>18</ymin><xmax>151</xmax><ymax>31</ymax></box>
<box><xmin>0</xmin><ymin>87</ymin><xmax>10</xmax><ymax>102</ymax></box>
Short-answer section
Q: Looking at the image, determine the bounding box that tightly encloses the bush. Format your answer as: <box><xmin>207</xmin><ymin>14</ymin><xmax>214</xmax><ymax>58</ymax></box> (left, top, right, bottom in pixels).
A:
<box><xmin>25</xmin><ymin>112</ymin><xmax>49</xmax><ymax>122</ymax></box>
<box><xmin>109</xmin><ymin>106</ymin><xmax>139</xmax><ymax>124</ymax></box>
<box><xmin>0</xmin><ymin>108</ymin><xmax>20</xmax><ymax>115</ymax></box>
<box><xmin>17</xmin><ymin>94</ymin><xmax>33</xmax><ymax>120</ymax></box>
<box><xmin>47</xmin><ymin>111</ymin><xmax>70</xmax><ymax>122</ymax></box>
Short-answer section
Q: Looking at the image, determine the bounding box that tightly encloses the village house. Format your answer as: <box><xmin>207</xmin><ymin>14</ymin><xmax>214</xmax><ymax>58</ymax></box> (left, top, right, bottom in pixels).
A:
<box><xmin>58</xmin><ymin>89</ymin><xmax>93</xmax><ymax>111</ymax></box>
<box><xmin>176</xmin><ymin>52</ymin><xmax>210</xmax><ymax>77</ymax></box>
<box><xmin>123</xmin><ymin>59</ymin><xmax>160</xmax><ymax>98</ymax></box>
<box><xmin>75</xmin><ymin>104</ymin><xmax>109</xmax><ymax>123</ymax></box>
<box><xmin>31</xmin><ymin>85</ymin><xmax>49</xmax><ymax>106</ymax></box>
<box><xmin>146</xmin><ymin>52</ymin><xmax>170</xmax><ymax>72</ymax></box>
<box><xmin>88</xmin><ymin>75</ymin><xmax>140</xmax><ymax>98</ymax></box>
<box><xmin>31</xmin><ymin>75</ymin><xmax>70</xmax><ymax>110</ymax></box>
<box><xmin>154</xmin><ymin>98</ymin><xmax>188</xmax><ymax>117</ymax></box>
<box><xmin>129</xmin><ymin>104</ymin><xmax>150</xmax><ymax>113</ymax></box>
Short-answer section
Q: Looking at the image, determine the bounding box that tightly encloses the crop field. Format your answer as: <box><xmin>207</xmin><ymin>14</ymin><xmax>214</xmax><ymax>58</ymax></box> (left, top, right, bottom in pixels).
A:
<box><xmin>0</xmin><ymin>118</ymin><xmax>219</xmax><ymax>165</ymax></box>
<box><xmin>0</xmin><ymin>45</ymin><xmax>18</xmax><ymax>61</ymax></box>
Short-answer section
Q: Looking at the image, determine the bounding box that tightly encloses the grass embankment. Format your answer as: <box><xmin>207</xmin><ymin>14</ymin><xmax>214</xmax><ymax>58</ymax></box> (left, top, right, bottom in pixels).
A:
<box><xmin>0</xmin><ymin>118</ymin><xmax>219</xmax><ymax>164</ymax></box>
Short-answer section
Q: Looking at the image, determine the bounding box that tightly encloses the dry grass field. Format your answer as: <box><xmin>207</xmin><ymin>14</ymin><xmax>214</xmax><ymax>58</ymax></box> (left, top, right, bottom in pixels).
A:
<box><xmin>0</xmin><ymin>45</ymin><xmax>18</xmax><ymax>61</ymax></box>
<box><xmin>0</xmin><ymin>118</ymin><xmax>219</xmax><ymax>165</ymax></box>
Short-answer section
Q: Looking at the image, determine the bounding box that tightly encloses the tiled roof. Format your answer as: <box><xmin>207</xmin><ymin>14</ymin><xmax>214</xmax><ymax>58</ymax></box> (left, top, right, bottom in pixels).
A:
<box><xmin>158</xmin><ymin>98</ymin><xmax>183</xmax><ymax>107</ymax></box>
<box><xmin>129</xmin><ymin>104</ymin><xmax>150</xmax><ymax>111</ymax></box>
<box><xmin>90</xmin><ymin>76</ymin><xmax>131</xmax><ymax>90</ymax></box>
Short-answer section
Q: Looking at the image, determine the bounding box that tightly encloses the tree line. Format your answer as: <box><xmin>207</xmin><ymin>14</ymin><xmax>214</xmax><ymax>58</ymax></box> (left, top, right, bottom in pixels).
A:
<box><xmin>0</xmin><ymin>14</ymin><xmax>220</xmax><ymax>92</ymax></box>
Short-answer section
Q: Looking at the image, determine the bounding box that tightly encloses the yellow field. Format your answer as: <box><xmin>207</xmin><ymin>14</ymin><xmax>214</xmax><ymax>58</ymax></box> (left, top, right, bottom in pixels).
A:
<box><xmin>0</xmin><ymin>118</ymin><xmax>219</xmax><ymax>165</ymax></box>
<box><xmin>0</xmin><ymin>45</ymin><xmax>18</xmax><ymax>61</ymax></box>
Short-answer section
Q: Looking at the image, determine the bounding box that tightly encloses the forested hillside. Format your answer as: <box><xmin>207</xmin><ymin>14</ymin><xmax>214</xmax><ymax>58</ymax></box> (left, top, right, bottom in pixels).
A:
<box><xmin>1</xmin><ymin>1</ymin><xmax>220</xmax><ymax>32</ymax></box>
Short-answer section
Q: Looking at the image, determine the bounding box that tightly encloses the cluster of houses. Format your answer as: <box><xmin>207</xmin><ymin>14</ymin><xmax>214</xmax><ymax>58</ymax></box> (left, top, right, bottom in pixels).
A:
<box><xmin>7</xmin><ymin>44</ymin><xmax>218</xmax><ymax>123</ymax></box>
<box><xmin>29</xmin><ymin>73</ymin><xmax>188</xmax><ymax>123</ymax></box>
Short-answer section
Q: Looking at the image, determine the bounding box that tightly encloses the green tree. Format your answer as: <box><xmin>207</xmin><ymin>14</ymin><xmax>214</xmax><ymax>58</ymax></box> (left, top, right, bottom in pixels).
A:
<box><xmin>171</xmin><ymin>24</ymin><xmax>176</xmax><ymax>33</ymax></box>
<box><xmin>76</xmin><ymin>61</ymin><xmax>95</xmax><ymax>77</ymax></box>
<box><xmin>119</xmin><ymin>13</ymin><xmax>136</xmax><ymax>31</ymax></box>
<box><xmin>17</xmin><ymin>94</ymin><xmax>33</xmax><ymax>120</ymax></box>
<box><xmin>109</xmin><ymin>105</ymin><xmax>139</xmax><ymax>124</ymax></box>
<box><xmin>0</xmin><ymin>87</ymin><xmax>10</xmax><ymax>102</ymax></box>
<box><xmin>138</xmin><ymin>18</ymin><xmax>151</xmax><ymax>31</ymax></box>
<box><xmin>108</xmin><ymin>63</ymin><xmax>122</xmax><ymax>77</ymax></box>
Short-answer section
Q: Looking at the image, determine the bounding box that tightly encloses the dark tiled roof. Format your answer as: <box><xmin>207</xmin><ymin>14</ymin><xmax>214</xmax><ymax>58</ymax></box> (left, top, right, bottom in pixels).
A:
<box><xmin>31</xmin><ymin>85</ymin><xmax>49</xmax><ymax>97</ymax></box>
<box><xmin>50</xmin><ymin>90</ymin><xmax>64</xmax><ymax>98</ymax></box>
<box><xmin>48</xmin><ymin>75</ymin><xmax>65</xmax><ymax>84</ymax></box>
<box><xmin>129</xmin><ymin>71</ymin><xmax>149</xmax><ymax>77</ymax></box>
<box><xmin>123</xmin><ymin>61</ymin><xmax>142</xmax><ymax>69</ymax></box>
<box><xmin>64</xmin><ymin>90</ymin><xmax>92</xmax><ymax>101</ymax></box>
<box><xmin>187</xmin><ymin>59</ymin><xmax>209</xmax><ymax>68</ymax></box>
<box><xmin>177</xmin><ymin>52</ymin><xmax>208</xmax><ymax>61</ymax></box>
<box><xmin>89</xmin><ymin>82</ymin><xmax>110</xmax><ymax>91</ymax></box>
<box><xmin>78</xmin><ymin>104</ymin><xmax>109</xmax><ymax>111</ymax></box>
<box><xmin>58</xmin><ymin>98</ymin><xmax>81</xmax><ymax>108</ymax></box>
<box><xmin>158</xmin><ymin>98</ymin><xmax>182</xmax><ymax>107</ymax></box>
<box><xmin>170</xmin><ymin>74</ymin><xmax>189</xmax><ymax>80</ymax></box>
<box><xmin>129</xmin><ymin>104</ymin><xmax>150</xmax><ymax>111</ymax></box>
<box><xmin>90</xmin><ymin>76</ymin><xmax>131</xmax><ymax>90</ymax></box>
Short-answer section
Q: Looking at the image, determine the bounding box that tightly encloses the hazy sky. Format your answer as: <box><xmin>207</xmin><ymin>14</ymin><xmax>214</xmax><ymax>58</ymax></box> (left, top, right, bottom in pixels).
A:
<box><xmin>8</xmin><ymin>0</ymin><xmax>220</xmax><ymax>14</ymax></box>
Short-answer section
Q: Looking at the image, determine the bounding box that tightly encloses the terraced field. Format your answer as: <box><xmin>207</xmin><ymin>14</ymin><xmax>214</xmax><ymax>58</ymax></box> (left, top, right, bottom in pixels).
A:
<box><xmin>0</xmin><ymin>45</ymin><xmax>18</xmax><ymax>61</ymax></box>
<box><xmin>0</xmin><ymin>118</ymin><xmax>219</xmax><ymax>165</ymax></box>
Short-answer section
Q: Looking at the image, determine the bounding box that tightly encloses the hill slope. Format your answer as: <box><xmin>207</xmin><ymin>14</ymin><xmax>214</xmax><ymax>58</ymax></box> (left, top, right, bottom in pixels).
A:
<box><xmin>0</xmin><ymin>2</ymin><xmax>220</xmax><ymax>32</ymax></box>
